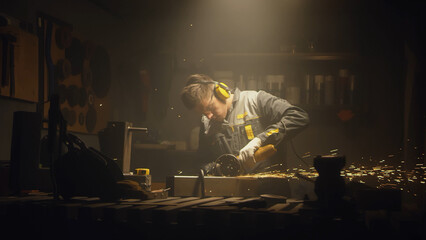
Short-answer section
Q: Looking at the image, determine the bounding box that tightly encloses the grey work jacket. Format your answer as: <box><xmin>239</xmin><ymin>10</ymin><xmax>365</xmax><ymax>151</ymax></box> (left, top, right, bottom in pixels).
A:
<box><xmin>198</xmin><ymin>88</ymin><xmax>309</xmax><ymax>173</ymax></box>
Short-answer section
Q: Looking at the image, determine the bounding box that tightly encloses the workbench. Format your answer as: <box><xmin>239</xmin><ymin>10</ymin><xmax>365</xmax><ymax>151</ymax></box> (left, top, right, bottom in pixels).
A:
<box><xmin>1</xmin><ymin>192</ymin><xmax>423</xmax><ymax>240</ymax></box>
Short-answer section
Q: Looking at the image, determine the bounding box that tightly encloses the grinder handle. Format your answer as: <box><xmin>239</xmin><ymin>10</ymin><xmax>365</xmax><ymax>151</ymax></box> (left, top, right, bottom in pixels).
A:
<box><xmin>238</xmin><ymin>144</ymin><xmax>277</xmax><ymax>172</ymax></box>
<box><xmin>254</xmin><ymin>144</ymin><xmax>277</xmax><ymax>163</ymax></box>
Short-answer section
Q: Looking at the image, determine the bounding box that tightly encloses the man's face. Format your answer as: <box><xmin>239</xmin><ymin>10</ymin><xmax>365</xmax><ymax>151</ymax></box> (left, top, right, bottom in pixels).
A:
<box><xmin>195</xmin><ymin>93</ymin><xmax>228</xmax><ymax>122</ymax></box>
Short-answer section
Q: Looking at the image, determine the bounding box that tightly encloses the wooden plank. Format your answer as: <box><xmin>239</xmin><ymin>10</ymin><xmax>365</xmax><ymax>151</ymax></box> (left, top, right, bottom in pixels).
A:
<box><xmin>156</xmin><ymin>197</ymin><xmax>223</xmax><ymax>211</ymax></box>
<box><xmin>147</xmin><ymin>197</ymin><xmax>199</xmax><ymax>206</ymax></box>
<box><xmin>151</xmin><ymin>197</ymin><xmax>224</xmax><ymax>225</ymax></box>
<box><xmin>196</xmin><ymin>197</ymin><xmax>244</xmax><ymax>207</ymax></box>
<box><xmin>103</xmin><ymin>204</ymin><xmax>134</xmax><ymax>223</ymax></box>
<box><xmin>71</xmin><ymin>196</ymin><xmax>101</xmax><ymax>202</ymax></box>
<box><xmin>127</xmin><ymin>197</ymin><xmax>181</xmax><ymax>205</ymax></box>
<box><xmin>54</xmin><ymin>202</ymin><xmax>83</xmax><ymax>220</ymax></box>
<box><xmin>276</xmin><ymin>202</ymin><xmax>303</xmax><ymax>214</ymax></box>
<box><xmin>78</xmin><ymin>202</ymin><xmax>116</xmax><ymax>221</ymax></box>
<box><xmin>267</xmin><ymin>203</ymin><xmax>290</xmax><ymax>212</ymax></box>
<box><xmin>126</xmin><ymin>204</ymin><xmax>159</xmax><ymax>224</ymax></box>
<box><xmin>0</xmin><ymin>195</ymin><xmax>53</xmax><ymax>201</ymax></box>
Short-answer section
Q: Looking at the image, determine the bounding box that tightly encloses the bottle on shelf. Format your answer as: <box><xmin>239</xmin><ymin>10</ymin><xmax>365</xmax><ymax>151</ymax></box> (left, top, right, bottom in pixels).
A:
<box><xmin>337</xmin><ymin>69</ymin><xmax>349</xmax><ymax>105</ymax></box>
<box><xmin>283</xmin><ymin>70</ymin><xmax>301</xmax><ymax>105</ymax></box>
<box><xmin>246</xmin><ymin>74</ymin><xmax>257</xmax><ymax>90</ymax></box>
<box><xmin>236</xmin><ymin>74</ymin><xmax>245</xmax><ymax>90</ymax></box>
<box><xmin>314</xmin><ymin>74</ymin><xmax>325</xmax><ymax>105</ymax></box>
<box><xmin>348</xmin><ymin>74</ymin><xmax>356</xmax><ymax>105</ymax></box>
<box><xmin>303</xmin><ymin>74</ymin><xmax>313</xmax><ymax>105</ymax></box>
<box><xmin>285</xmin><ymin>86</ymin><xmax>301</xmax><ymax>105</ymax></box>
<box><xmin>257</xmin><ymin>75</ymin><xmax>265</xmax><ymax>91</ymax></box>
<box><xmin>324</xmin><ymin>75</ymin><xmax>335</xmax><ymax>105</ymax></box>
<box><xmin>265</xmin><ymin>74</ymin><xmax>284</xmax><ymax>98</ymax></box>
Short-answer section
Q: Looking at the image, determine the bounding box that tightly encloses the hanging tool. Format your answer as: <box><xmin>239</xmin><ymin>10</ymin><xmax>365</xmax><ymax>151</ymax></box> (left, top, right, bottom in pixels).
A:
<box><xmin>45</xmin><ymin>21</ymin><xmax>55</xmax><ymax>96</ymax></box>
<box><xmin>1</xmin><ymin>33</ymin><xmax>16</xmax><ymax>96</ymax></box>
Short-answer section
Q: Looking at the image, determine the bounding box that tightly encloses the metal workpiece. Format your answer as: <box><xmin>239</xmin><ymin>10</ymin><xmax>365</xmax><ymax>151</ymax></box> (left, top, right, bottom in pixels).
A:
<box><xmin>166</xmin><ymin>175</ymin><xmax>316</xmax><ymax>199</ymax></box>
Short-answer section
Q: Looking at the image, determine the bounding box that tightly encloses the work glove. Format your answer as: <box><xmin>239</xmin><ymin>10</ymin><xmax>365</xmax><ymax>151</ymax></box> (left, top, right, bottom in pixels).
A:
<box><xmin>239</xmin><ymin>137</ymin><xmax>262</xmax><ymax>172</ymax></box>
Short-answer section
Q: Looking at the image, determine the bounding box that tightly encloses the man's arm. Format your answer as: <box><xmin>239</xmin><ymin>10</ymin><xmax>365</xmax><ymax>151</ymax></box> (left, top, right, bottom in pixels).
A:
<box><xmin>256</xmin><ymin>90</ymin><xmax>310</xmax><ymax>145</ymax></box>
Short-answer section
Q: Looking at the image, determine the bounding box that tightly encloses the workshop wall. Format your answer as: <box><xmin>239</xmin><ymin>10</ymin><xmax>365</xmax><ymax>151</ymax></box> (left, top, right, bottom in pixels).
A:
<box><xmin>0</xmin><ymin>0</ymin><xmax>124</xmax><ymax>161</ymax></box>
<box><xmin>0</xmin><ymin>0</ymin><xmax>183</xmax><ymax>179</ymax></box>
<box><xmin>0</xmin><ymin>0</ymin><xmax>424</xmax><ymax>185</ymax></box>
<box><xmin>153</xmin><ymin>0</ymin><xmax>412</xmax><ymax>167</ymax></box>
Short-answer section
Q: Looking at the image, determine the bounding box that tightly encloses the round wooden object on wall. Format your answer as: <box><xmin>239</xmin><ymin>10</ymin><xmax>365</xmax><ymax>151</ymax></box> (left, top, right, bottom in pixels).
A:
<box><xmin>57</xmin><ymin>84</ymin><xmax>67</xmax><ymax>104</ymax></box>
<box><xmin>66</xmin><ymin>85</ymin><xmax>79</xmax><ymax>107</ymax></box>
<box><xmin>86</xmin><ymin>106</ymin><xmax>97</xmax><ymax>133</ymax></box>
<box><xmin>65</xmin><ymin>38</ymin><xmax>84</xmax><ymax>75</ymax></box>
<box><xmin>55</xmin><ymin>26</ymin><xmax>72</xmax><ymax>49</ymax></box>
<box><xmin>78</xmin><ymin>87</ymin><xmax>87</xmax><ymax>107</ymax></box>
<box><xmin>81</xmin><ymin>60</ymin><xmax>93</xmax><ymax>88</ymax></box>
<box><xmin>55</xmin><ymin>59</ymin><xmax>72</xmax><ymax>81</ymax></box>
<box><xmin>90</xmin><ymin>46</ymin><xmax>111</xmax><ymax>98</ymax></box>
<box><xmin>78</xmin><ymin>112</ymin><xmax>85</xmax><ymax>126</ymax></box>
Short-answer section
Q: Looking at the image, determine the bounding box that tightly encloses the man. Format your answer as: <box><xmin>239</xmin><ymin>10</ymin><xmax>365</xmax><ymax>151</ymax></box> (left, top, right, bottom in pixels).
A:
<box><xmin>181</xmin><ymin>73</ymin><xmax>309</xmax><ymax>175</ymax></box>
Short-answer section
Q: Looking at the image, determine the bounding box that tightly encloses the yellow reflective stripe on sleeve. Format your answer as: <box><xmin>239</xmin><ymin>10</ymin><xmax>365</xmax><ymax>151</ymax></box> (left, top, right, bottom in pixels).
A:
<box><xmin>266</xmin><ymin>128</ymin><xmax>279</xmax><ymax>136</ymax></box>
<box><xmin>237</xmin><ymin>112</ymin><xmax>248</xmax><ymax>119</ymax></box>
<box><xmin>245</xmin><ymin>125</ymin><xmax>254</xmax><ymax>140</ymax></box>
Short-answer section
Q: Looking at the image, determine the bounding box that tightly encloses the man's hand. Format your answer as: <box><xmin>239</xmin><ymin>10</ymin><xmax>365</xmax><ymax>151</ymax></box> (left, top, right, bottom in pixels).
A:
<box><xmin>239</xmin><ymin>137</ymin><xmax>262</xmax><ymax>171</ymax></box>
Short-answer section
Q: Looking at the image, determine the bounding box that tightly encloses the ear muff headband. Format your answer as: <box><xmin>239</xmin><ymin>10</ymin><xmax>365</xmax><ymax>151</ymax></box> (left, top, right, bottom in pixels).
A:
<box><xmin>190</xmin><ymin>80</ymin><xmax>230</xmax><ymax>101</ymax></box>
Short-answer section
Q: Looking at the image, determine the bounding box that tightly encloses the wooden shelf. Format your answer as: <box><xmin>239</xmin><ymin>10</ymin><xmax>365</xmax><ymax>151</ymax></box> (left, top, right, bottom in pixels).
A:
<box><xmin>212</xmin><ymin>52</ymin><xmax>358</xmax><ymax>61</ymax></box>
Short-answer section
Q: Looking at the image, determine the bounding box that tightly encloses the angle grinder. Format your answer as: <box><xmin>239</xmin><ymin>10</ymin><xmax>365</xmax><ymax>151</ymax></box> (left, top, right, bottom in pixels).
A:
<box><xmin>211</xmin><ymin>144</ymin><xmax>277</xmax><ymax>176</ymax></box>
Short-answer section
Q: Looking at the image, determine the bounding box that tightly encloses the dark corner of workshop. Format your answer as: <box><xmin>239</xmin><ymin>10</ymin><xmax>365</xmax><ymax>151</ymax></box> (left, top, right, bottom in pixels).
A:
<box><xmin>0</xmin><ymin>0</ymin><xmax>425</xmax><ymax>239</ymax></box>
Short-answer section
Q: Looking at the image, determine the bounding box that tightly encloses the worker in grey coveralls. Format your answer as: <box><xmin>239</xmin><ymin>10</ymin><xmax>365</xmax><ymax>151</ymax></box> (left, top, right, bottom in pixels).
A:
<box><xmin>180</xmin><ymin>74</ymin><xmax>310</xmax><ymax>175</ymax></box>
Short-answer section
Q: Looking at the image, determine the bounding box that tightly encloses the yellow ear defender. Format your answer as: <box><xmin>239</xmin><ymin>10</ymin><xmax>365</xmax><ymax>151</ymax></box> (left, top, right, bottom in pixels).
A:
<box><xmin>190</xmin><ymin>80</ymin><xmax>231</xmax><ymax>102</ymax></box>
<box><xmin>214</xmin><ymin>82</ymin><xmax>230</xmax><ymax>101</ymax></box>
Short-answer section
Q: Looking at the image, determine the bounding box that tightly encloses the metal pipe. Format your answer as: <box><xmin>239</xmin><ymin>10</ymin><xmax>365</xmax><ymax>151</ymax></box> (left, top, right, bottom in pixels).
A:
<box><xmin>128</xmin><ymin>126</ymin><xmax>148</xmax><ymax>132</ymax></box>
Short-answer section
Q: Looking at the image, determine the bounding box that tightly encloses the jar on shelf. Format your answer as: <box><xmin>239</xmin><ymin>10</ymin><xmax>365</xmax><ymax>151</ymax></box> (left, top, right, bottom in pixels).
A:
<box><xmin>324</xmin><ymin>75</ymin><xmax>335</xmax><ymax>105</ymax></box>
<box><xmin>337</xmin><ymin>69</ymin><xmax>349</xmax><ymax>105</ymax></box>
<box><xmin>314</xmin><ymin>74</ymin><xmax>325</xmax><ymax>105</ymax></box>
